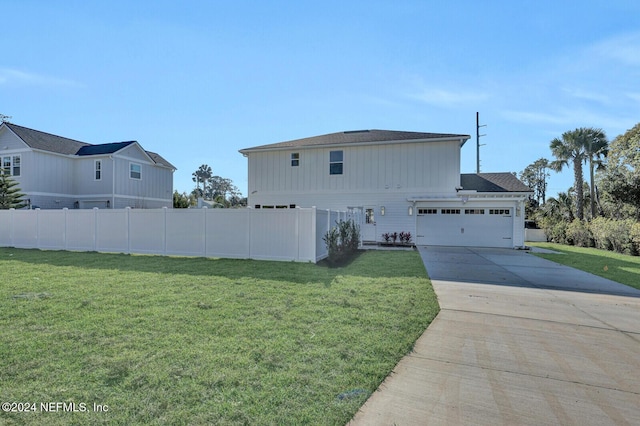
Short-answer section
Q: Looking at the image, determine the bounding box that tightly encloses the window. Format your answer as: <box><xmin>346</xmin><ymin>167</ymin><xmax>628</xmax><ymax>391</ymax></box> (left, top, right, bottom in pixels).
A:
<box><xmin>12</xmin><ymin>156</ymin><xmax>20</xmax><ymax>176</ymax></box>
<box><xmin>2</xmin><ymin>156</ymin><xmax>10</xmax><ymax>174</ymax></box>
<box><xmin>441</xmin><ymin>209</ymin><xmax>461</xmax><ymax>214</ymax></box>
<box><xmin>130</xmin><ymin>163</ymin><xmax>141</xmax><ymax>180</ymax></box>
<box><xmin>490</xmin><ymin>209</ymin><xmax>511</xmax><ymax>216</ymax></box>
<box><xmin>465</xmin><ymin>209</ymin><xmax>485</xmax><ymax>215</ymax></box>
<box><xmin>291</xmin><ymin>153</ymin><xmax>299</xmax><ymax>166</ymax></box>
<box><xmin>418</xmin><ymin>208</ymin><xmax>437</xmax><ymax>215</ymax></box>
<box><xmin>95</xmin><ymin>160</ymin><xmax>102</xmax><ymax>180</ymax></box>
<box><xmin>329</xmin><ymin>150</ymin><xmax>343</xmax><ymax>175</ymax></box>
<box><xmin>2</xmin><ymin>155</ymin><xmax>20</xmax><ymax>176</ymax></box>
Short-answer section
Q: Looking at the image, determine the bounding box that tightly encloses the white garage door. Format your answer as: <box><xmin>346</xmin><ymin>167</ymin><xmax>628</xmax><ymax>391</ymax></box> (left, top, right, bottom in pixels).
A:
<box><xmin>416</xmin><ymin>207</ymin><xmax>513</xmax><ymax>247</ymax></box>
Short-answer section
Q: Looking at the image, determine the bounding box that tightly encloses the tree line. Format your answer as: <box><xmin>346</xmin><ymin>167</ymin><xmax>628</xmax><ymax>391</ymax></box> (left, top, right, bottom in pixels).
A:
<box><xmin>173</xmin><ymin>164</ymin><xmax>246</xmax><ymax>208</ymax></box>
<box><xmin>520</xmin><ymin>123</ymin><xmax>640</xmax><ymax>254</ymax></box>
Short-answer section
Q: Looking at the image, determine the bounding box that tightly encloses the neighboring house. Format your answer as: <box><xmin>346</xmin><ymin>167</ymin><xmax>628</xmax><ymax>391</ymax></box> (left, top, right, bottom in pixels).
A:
<box><xmin>240</xmin><ymin>129</ymin><xmax>532</xmax><ymax>248</ymax></box>
<box><xmin>0</xmin><ymin>122</ymin><xmax>175</xmax><ymax>209</ymax></box>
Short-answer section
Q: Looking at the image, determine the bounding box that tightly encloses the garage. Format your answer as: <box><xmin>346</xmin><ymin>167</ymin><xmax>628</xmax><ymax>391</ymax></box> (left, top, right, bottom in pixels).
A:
<box><xmin>416</xmin><ymin>207</ymin><xmax>513</xmax><ymax>247</ymax></box>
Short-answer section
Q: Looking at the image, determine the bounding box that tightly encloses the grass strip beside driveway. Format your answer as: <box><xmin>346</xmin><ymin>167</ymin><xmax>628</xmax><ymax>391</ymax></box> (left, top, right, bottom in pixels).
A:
<box><xmin>0</xmin><ymin>248</ymin><xmax>437</xmax><ymax>425</ymax></box>
<box><xmin>530</xmin><ymin>242</ymin><xmax>640</xmax><ymax>291</ymax></box>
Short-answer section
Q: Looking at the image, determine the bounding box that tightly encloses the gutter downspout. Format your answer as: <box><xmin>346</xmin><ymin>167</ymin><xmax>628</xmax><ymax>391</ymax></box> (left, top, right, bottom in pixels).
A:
<box><xmin>110</xmin><ymin>155</ymin><xmax>115</xmax><ymax>208</ymax></box>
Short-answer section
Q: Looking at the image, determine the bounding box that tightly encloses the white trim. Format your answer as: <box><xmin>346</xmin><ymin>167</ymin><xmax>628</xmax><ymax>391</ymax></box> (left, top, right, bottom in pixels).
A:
<box><xmin>22</xmin><ymin>191</ymin><xmax>170</xmax><ymax>203</ymax></box>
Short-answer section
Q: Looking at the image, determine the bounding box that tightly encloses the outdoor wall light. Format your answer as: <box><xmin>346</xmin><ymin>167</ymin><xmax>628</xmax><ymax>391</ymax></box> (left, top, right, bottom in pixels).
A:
<box><xmin>408</xmin><ymin>206</ymin><xmax>413</xmax><ymax>216</ymax></box>
<box><xmin>380</xmin><ymin>206</ymin><xmax>385</xmax><ymax>216</ymax></box>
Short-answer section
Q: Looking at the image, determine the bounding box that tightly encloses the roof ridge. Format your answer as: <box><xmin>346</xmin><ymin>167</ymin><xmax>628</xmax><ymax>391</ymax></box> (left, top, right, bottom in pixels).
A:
<box><xmin>241</xmin><ymin>129</ymin><xmax>470</xmax><ymax>152</ymax></box>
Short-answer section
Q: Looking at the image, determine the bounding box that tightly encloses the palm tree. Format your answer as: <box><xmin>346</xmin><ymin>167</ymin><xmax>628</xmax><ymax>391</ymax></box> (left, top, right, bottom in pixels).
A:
<box><xmin>549</xmin><ymin>127</ymin><xmax>606</xmax><ymax>221</ymax></box>
<box><xmin>192</xmin><ymin>164</ymin><xmax>212</xmax><ymax>199</ymax></box>
<box><xmin>585</xmin><ymin>129</ymin><xmax>608</xmax><ymax>219</ymax></box>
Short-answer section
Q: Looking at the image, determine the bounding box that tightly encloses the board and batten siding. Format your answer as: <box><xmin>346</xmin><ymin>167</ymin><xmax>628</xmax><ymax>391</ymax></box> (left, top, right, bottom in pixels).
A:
<box><xmin>26</xmin><ymin>151</ymin><xmax>76</xmax><ymax>194</ymax></box>
<box><xmin>112</xmin><ymin>146</ymin><xmax>173</xmax><ymax>205</ymax></box>
<box><xmin>74</xmin><ymin>156</ymin><xmax>113</xmax><ymax>195</ymax></box>
<box><xmin>247</xmin><ymin>140</ymin><xmax>461</xmax><ymax>195</ymax></box>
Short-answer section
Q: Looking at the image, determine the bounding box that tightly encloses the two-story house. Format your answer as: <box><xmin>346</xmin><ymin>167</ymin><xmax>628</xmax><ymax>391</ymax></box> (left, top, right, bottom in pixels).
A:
<box><xmin>240</xmin><ymin>129</ymin><xmax>531</xmax><ymax>248</ymax></box>
<box><xmin>0</xmin><ymin>122</ymin><xmax>175</xmax><ymax>209</ymax></box>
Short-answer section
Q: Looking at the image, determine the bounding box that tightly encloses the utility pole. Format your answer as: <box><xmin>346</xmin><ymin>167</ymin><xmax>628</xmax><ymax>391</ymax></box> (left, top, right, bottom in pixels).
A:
<box><xmin>476</xmin><ymin>112</ymin><xmax>486</xmax><ymax>174</ymax></box>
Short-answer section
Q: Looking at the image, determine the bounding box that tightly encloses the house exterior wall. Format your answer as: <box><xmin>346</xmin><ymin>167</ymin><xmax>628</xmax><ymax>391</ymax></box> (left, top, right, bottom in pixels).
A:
<box><xmin>0</xmin><ymin>125</ymin><xmax>173</xmax><ymax>209</ymax></box>
<box><xmin>245</xmin><ymin>139</ymin><xmax>462</xmax><ymax>244</ymax></box>
<box><xmin>244</xmin><ymin>135</ymin><xmax>529</xmax><ymax>248</ymax></box>
<box><xmin>0</xmin><ymin>128</ymin><xmax>28</xmax><ymax>151</ymax></box>
<box><xmin>247</xmin><ymin>140</ymin><xmax>461</xmax><ymax>196</ymax></box>
<box><xmin>23</xmin><ymin>151</ymin><xmax>76</xmax><ymax>203</ymax></box>
<box><xmin>74</xmin><ymin>156</ymin><xmax>114</xmax><ymax>195</ymax></box>
<box><xmin>112</xmin><ymin>147</ymin><xmax>173</xmax><ymax>208</ymax></box>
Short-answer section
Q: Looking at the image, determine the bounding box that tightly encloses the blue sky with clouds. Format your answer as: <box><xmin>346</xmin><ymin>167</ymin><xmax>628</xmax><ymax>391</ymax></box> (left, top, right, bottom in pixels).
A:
<box><xmin>2</xmin><ymin>0</ymin><xmax>639</xmax><ymax>198</ymax></box>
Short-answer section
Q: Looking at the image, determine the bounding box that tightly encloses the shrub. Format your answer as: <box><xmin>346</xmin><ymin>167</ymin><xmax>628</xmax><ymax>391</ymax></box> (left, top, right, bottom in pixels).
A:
<box><xmin>607</xmin><ymin>219</ymin><xmax>635</xmax><ymax>255</ymax></box>
<box><xmin>588</xmin><ymin>217</ymin><xmax>637</xmax><ymax>255</ymax></box>
<box><xmin>566</xmin><ymin>219</ymin><xmax>592</xmax><ymax>247</ymax></box>
<box><xmin>631</xmin><ymin>222</ymin><xmax>640</xmax><ymax>255</ymax></box>
<box><xmin>323</xmin><ymin>219</ymin><xmax>361</xmax><ymax>265</ymax></box>
<box><xmin>399</xmin><ymin>231</ymin><xmax>412</xmax><ymax>245</ymax></box>
<box><xmin>544</xmin><ymin>221</ymin><xmax>568</xmax><ymax>244</ymax></box>
<box><xmin>589</xmin><ymin>217</ymin><xmax>611</xmax><ymax>251</ymax></box>
<box><xmin>322</xmin><ymin>227</ymin><xmax>340</xmax><ymax>264</ymax></box>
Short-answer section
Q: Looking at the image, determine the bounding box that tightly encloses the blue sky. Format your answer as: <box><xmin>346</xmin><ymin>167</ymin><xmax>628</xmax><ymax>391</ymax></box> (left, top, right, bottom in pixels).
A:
<box><xmin>2</xmin><ymin>0</ymin><xmax>639</xmax><ymax>198</ymax></box>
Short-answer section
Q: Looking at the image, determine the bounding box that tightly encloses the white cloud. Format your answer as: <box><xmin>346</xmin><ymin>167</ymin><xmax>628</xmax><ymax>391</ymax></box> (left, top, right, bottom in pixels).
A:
<box><xmin>502</xmin><ymin>107</ymin><xmax>635</xmax><ymax>137</ymax></box>
<box><xmin>0</xmin><ymin>68</ymin><xmax>83</xmax><ymax>88</ymax></box>
<box><xmin>626</xmin><ymin>92</ymin><xmax>640</xmax><ymax>102</ymax></box>
<box><xmin>590</xmin><ymin>32</ymin><xmax>640</xmax><ymax>67</ymax></box>
<box><xmin>562</xmin><ymin>87</ymin><xmax>610</xmax><ymax>105</ymax></box>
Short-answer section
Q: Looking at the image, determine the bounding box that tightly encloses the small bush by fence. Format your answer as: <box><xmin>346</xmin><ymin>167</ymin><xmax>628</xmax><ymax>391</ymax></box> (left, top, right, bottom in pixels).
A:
<box><xmin>322</xmin><ymin>219</ymin><xmax>361</xmax><ymax>265</ymax></box>
<box><xmin>0</xmin><ymin>207</ymin><xmax>351</xmax><ymax>263</ymax></box>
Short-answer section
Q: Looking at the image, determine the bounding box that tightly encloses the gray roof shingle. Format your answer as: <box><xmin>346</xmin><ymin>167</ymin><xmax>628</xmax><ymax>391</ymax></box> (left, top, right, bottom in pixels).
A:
<box><xmin>4</xmin><ymin>123</ymin><xmax>175</xmax><ymax>169</ymax></box>
<box><xmin>241</xmin><ymin>129</ymin><xmax>470</xmax><ymax>152</ymax></box>
<box><xmin>461</xmin><ymin>173</ymin><xmax>532</xmax><ymax>193</ymax></box>
<box><xmin>6</xmin><ymin>122</ymin><xmax>90</xmax><ymax>155</ymax></box>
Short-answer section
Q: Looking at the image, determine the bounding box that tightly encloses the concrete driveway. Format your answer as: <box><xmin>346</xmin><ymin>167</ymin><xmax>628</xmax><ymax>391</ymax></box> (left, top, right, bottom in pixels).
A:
<box><xmin>350</xmin><ymin>246</ymin><xmax>640</xmax><ymax>425</ymax></box>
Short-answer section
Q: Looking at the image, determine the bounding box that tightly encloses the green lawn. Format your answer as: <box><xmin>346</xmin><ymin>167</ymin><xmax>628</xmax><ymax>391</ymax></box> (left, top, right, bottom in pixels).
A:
<box><xmin>0</xmin><ymin>248</ymin><xmax>438</xmax><ymax>425</ymax></box>
<box><xmin>530</xmin><ymin>242</ymin><xmax>640</xmax><ymax>290</ymax></box>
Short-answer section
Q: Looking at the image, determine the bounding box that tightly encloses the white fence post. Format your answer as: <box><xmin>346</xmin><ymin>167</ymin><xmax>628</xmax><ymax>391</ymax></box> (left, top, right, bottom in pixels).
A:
<box><xmin>203</xmin><ymin>207</ymin><xmax>207</xmax><ymax>257</ymax></box>
<box><xmin>62</xmin><ymin>208</ymin><xmax>68</xmax><ymax>250</ymax></box>
<box><xmin>126</xmin><ymin>207</ymin><xmax>131</xmax><ymax>254</ymax></box>
<box><xmin>163</xmin><ymin>206</ymin><xmax>168</xmax><ymax>256</ymax></box>
<box><xmin>93</xmin><ymin>207</ymin><xmax>99</xmax><ymax>251</ymax></box>
<box><xmin>35</xmin><ymin>208</ymin><xmax>40</xmax><ymax>248</ymax></box>
<box><xmin>9</xmin><ymin>208</ymin><xmax>15</xmax><ymax>247</ymax></box>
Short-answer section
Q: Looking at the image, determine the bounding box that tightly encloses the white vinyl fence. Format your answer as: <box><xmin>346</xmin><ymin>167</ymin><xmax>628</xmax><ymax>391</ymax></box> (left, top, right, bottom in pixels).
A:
<box><xmin>0</xmin><ymin>207</ymin><xmax>350</xmax><ymax>263</ymax></box>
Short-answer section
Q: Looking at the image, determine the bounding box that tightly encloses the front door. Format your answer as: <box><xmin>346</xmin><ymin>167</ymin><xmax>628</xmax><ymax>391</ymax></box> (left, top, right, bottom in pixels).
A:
<box><xmin>362</xmin><ymin>207</ymin><xmax>377</xmax><ymax>242</ymax></box>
